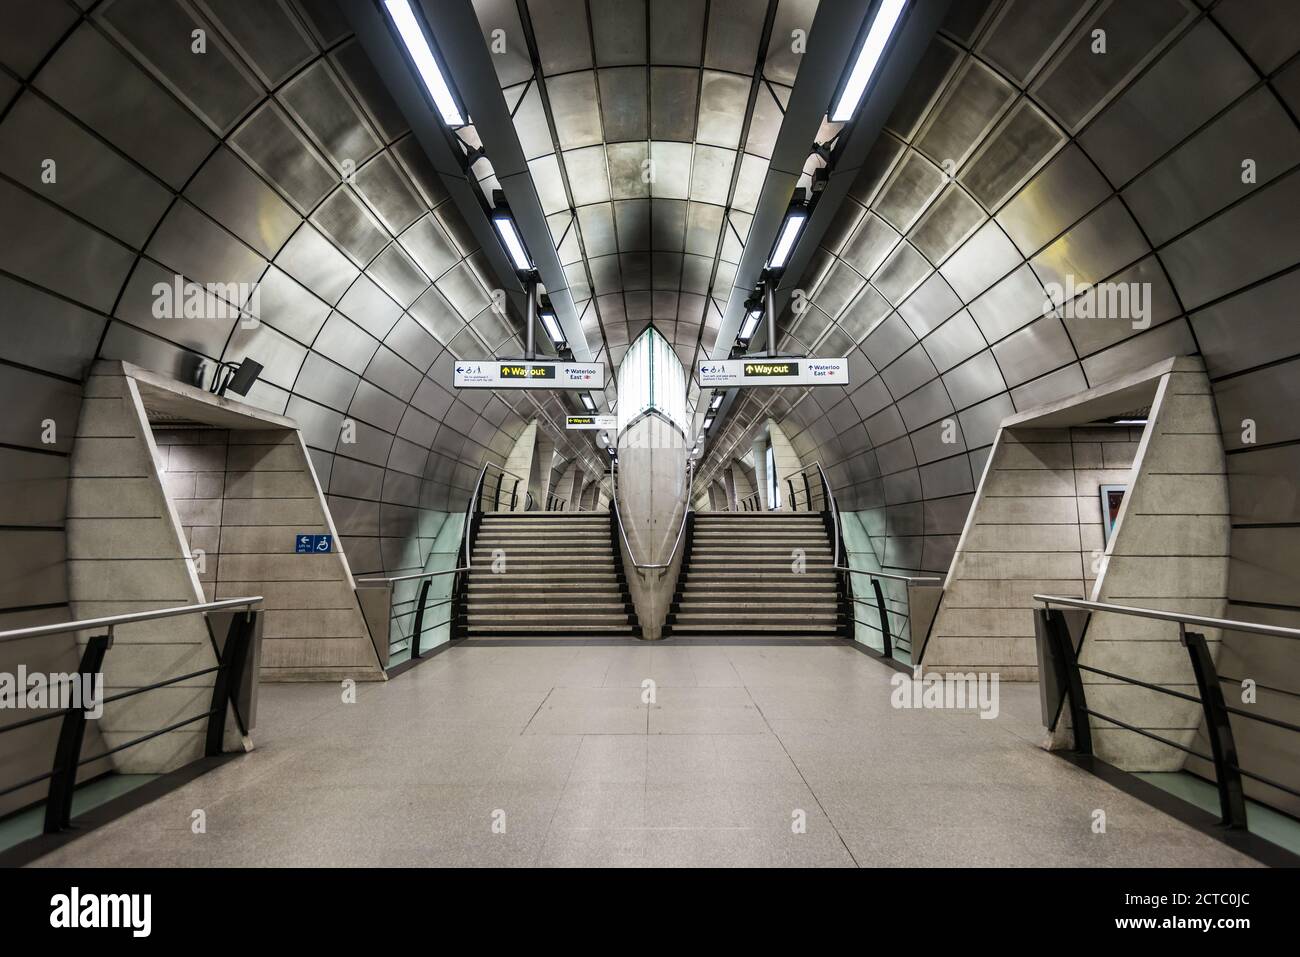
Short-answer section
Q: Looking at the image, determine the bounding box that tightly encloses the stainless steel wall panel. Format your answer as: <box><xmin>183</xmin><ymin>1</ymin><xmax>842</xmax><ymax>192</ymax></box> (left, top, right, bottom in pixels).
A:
<box><xmin>0</xmin><ymin>0</ymin><xmax>78</xmax><ymax>77</ymax></box>
<box><xmin>0</xmin><ymin>275</ymin><xmax>106</xmax><ymax>379</ymax></box>
<box><xmin>1190</xmin><ymin>269</ymin><xmax>1300</xmax><ymax>378</ymax></box>
<box><xmin>278</xmin><ymin>59</ymin><xmax>382</xmax><ymax>171</ymax></box>
<box><xmin>0</xmin><ymin>364</ymin><xmax>82</xmax><ymax>453</ymax></box>
<box><xmin>908</xmin><ymin>184</ymin><xmax>986</xmax><ymax>264</ymax></box>
<box><xmin>937</xmin><ymin>219</ymin><xmax>1020</xmax><ymax>301</ymax></box>
<box><xmin>921</xmin><ymin>310</ymin><xmax>986</xmax><ymax>372</ymax></box>
<box><xmin>1215</xmin><ymin>359</ymin><xmax>1300</xmax><ymax>452</ymax></box>
<box><xmin>1123</xmin><ymin>88</ymin><xmax>1300</xmax><ymax>246</ymax></box>
<box><xmin>915</xmin><ymin>58</ymin><xmax>1015</xmax><ymax>168</ymax></box>
<box><xmin>1160</xmin><ymin>171</ymin><xmax>1300</xmax><ymax>310</ymax></box>
<box><xmin>898</xmin><ymin>272</ymin><xmax>963</xmax><ymax>338</ymax></box>
<box><xmin>1079</xmin><ymin>320</ymin><xmax>1196</xmax><ymax>387</ymax></box>
<box><xmin>337</xmin><ymin>274</ymin><xmax>401</xmax><ymax>339</ymax></box>
<box><xmin>230</xmin><ymin>102</ymin><xmax>337</xmax><ymax>213</ymax></box>
<box><xmin>275</xmin><ymin>223</ymin><xmax>360</xmax><ymax>304</ymax></box>
<box><xmin>1211</xmin><ymin>0</ymin><xmax>1300</xmax><ymax>73</ymax></box>
<box><xmin>200</xmin><ymin>0</ymin><xmax>316</xmax><ymax>88</ymax></box>
<box><xmin>363</xmin><ymin>346</ymin><xmax>422</xmax><ymax>403</ymax></box>
<box><xmin>941</xmin><ymin>349</ymin><xmax>1006</xmax><ymax>410</ymax></box>
<box><xmin>0</xmin><ymin>178</ymin><xmax>135</xmax><ymax>313</ymax></box>
<box><xmin>99</xmin><ymin>0</ymin><xmax>262</xmax><ymax>134</ymax></box>
<box><xmin>1079</xmin><ymin>20</ymin><xmax>1256</xmax><ymax>186</ymax></box>
<box><xmin>35</xmin><ymin>23</ymin><xmax>216</xmax><ymax>189</ymax></box>
<box><xmin>313</xmin><ymin>312</ymin><xmax>380</xmax><ymax>374</ymax></box>
<box><xmin>0</xmin><ymin>93</ymin><xmax>173</xmax><ymax>248</ymax></box>
<box><xmin>1031</xmin><ymin>0</ymin><xmax>1192</xmax><ymax>132</ymax></box>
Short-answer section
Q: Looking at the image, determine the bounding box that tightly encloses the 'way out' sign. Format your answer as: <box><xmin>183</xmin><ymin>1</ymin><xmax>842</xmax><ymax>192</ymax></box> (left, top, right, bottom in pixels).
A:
<box><xmin>566</xmin><ymin>415</ymin><xmax>616</xmax><ymax>430</ymax></box>
<box><xmin>696</xmin><ymin>357</ymin><xmax>849</xmax><ymax>387</ymax></box>
<box><xmin>453</xmin><ymin>360</ymin><xmax>605</xmax><ymax>390</ymax></box>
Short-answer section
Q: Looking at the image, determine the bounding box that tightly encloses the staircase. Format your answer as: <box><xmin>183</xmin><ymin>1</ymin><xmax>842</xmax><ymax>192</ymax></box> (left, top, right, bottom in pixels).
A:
<box><xmin>663</xmin><ymin>511</ymin><xmax>845</xmax><ymax>638</ymax></box>
<box><xmin>459</xmin><ymin>512</ymin><xmax>641</xmax><ymax>638</ymax></box>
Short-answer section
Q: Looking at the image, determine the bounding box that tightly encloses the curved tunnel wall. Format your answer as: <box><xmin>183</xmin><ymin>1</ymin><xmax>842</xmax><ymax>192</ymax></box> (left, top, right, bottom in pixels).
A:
<box><xmin>703</xmin><ymin>0</ymin><xmax>1300</xmax><ymax>634</ymax></box>
<box><xmin>0</xmin><ymin>0</ymin><xmax>606</xmax><ymax>636</ymax></box>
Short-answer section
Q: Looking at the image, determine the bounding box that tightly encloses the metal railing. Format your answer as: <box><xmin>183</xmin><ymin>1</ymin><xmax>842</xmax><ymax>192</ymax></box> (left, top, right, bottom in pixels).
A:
<box><xmin>355</xmin><ymin>567</ymin><xmax>466</xmax><ymax>663</ymax></box>
<box><xmin>737</xmin><ymin>491</ymin><xmax>763</xmax><ymax>511</ymax></box>
<box><xmin>545</xmin><ymin>492</ymin><xmax>569</xmax><ymax>511</ymax></box>
<box><xmin>784</xmin><ymin>466</ymin><xmax>828</xmax><ymax>513</ymax></box>
<box><xmin>1034</xmin><ymin>594</ymin><xmax>1300</xmax><ymax>829</ymax></box>
<box><xmin>836</xmin><ymin>566</ymin><xmax>942</xmax><ymax>659</ymax></box>
<box><xmin>0</xmin><ymin>597</ymin><xmax>262</xmax><ymax>833</ymax></box>
<box><xmin>610</xmin><ymin>458</ymin><xmax>694</xmax><ymax>574</ymax></box>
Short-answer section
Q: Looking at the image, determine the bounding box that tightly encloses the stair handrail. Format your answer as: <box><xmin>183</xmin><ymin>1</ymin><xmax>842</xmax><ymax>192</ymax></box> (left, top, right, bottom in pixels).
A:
<box><xmin>610</xmin><ymin>457</ymin><xmax>693</xmax><ymax>573</ymax></box>
<box><xmin>462</xmin><ymin>462</ymin><xmax>527</xmax><ymax>570</ymax></box>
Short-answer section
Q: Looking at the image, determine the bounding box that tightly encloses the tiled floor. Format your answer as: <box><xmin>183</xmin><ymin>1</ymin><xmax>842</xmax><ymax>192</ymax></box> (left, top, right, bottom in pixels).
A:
<box><xmin>29</xmin><ymin>642</ymin><xmax>1258</xmax><ymax>867</ymax></box>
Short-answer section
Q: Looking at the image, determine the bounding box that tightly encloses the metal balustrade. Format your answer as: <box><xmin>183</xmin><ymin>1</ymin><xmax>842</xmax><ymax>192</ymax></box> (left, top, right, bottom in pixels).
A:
<box><xmin>0</xmin><ymin>597</ymin><xmax>262</xmax><ymax>833</ymax></box>
<box><xmin>1033</xmin><ymin>594</ymin><xmax>1300</xmax><ymax>830</ymax></box>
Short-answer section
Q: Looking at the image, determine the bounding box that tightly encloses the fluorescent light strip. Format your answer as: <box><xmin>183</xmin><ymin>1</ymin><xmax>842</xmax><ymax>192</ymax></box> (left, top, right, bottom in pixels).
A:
<box><xmin>738</xmin><ymin>309</ymin><xmax>762</xmax><ymax>340</ymax></box>
<box><xmin>491</xmin><ymin>213</ymin><xmax>532</xmax><ymax>272</ymax></box>
<box><xmin>710</xmin><ymin>394</ymin><xmax>723</xmax><ymax>410</ymax></box>
<box><xmin>539</xmin><ymin>309</ymin><xmax>563</xmax><ymax>343</ymax></box>
<box><xmin>383</xmin><ymin>0</ymin><xmax>465</xmax><ymax>127</ymax></box>
<box><xmin>767</xmin><ymin>210</ymin><xmax>808</xmax><ymax>270</ymax></box>
<box><xmin>830</xmin><ymin>0</ymin><xmax>909</xmax><ymax>123</ymax></box>
<box><xmin>580</xmin><ymin>393</ymin><xmax>596</xmax><ymax>411</ymax></box>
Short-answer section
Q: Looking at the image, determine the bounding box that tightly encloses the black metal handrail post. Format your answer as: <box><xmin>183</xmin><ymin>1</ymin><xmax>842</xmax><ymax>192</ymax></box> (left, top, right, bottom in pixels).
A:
<box><xmin>43</xmin><ymin>632</ymin><xmax>112</xmax><ymax>834</ymax></box>
<box><xmin>1037</xmin><ymin>606</ymin><xmax>1092</xmax><ymax>755</ymax></box>
<box><xmin>510</xmin><ymin>477</ymin><xmax>519</xmax><ymax>511</ymax></box>
<box><xmin>492</xmin><ymin>470</ymin><xmax>504</xmax><ymax>510</ymax></box>
<box><xmin>1183</xmin><ymin>628</ymin><xmax>1248</xmax><ymax>828</ymax></box>
<box><xmin>205</xmin><ymin>610</ymin><xmax>256</xmax><ymax>756</ymax></box>
<box><xmin>409</xmin><ymin>578</ymin><xmax>433</xmax><ymax>659</ymax></box>
<box><xmin>871</xmin><ymin>577</ymin><xmax>893</xmax><ymax>659</ymax></box>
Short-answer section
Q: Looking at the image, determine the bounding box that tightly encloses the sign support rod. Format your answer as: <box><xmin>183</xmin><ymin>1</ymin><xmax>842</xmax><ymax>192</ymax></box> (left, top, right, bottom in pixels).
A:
<box><xmin>525</xmin><ymin>276</ymin><xmax>538</xmax><ymax>360</ymax></box>
<box><xmin>765</xmin><ymin>282</ymin><xmax>777</xmax><ymax>357</ymax></box>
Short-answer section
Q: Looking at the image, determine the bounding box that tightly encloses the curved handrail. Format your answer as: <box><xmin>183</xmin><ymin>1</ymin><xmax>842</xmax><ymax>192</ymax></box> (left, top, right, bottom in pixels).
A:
<box><xmin>462</xmin><ymin>462</ymin><xmax>527</xmax><ymax>569</ymax></box>
<box><xmin>0</xmin><ymin>596</ymin><xmax>263</xmax><ymax>643</ymax></box>
<box><xmin>1033</xmin><ymin>595</ymin><xmax>1300</xmax><ymax>640</ymax></box>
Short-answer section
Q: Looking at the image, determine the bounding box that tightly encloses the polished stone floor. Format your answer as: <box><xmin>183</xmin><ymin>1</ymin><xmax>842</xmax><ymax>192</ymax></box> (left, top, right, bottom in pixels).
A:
<box><xmin>30</xmin><ymin>642</ymin><xmax>1257</xmax><ymax>867</ymax></box>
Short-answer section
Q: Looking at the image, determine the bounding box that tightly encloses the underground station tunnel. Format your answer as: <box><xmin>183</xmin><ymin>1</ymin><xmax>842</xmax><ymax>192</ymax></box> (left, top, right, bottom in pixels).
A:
<box><xmin>0</xmin><ymin>0</ymin><xmax>1298</xmax><ymax>919</ymax></box>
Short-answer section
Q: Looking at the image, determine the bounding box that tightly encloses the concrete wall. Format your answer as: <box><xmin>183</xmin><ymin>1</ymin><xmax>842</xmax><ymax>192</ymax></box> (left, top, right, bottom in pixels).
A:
<box><xmin>766</xmin><ymin>419</ymin><xmax>804</xmax><ymax>511</ymax></box>
<box><xmin>617</xmin><ymin>414</ymin><xmax>687</xmax><ymax>638</ymax></box>
<box><xmin>1081</xmin><ymin>367</ymin><xmax>1230</xmax><ymax>771</ymax></box>
<box><xmin>205</xmin><ymin>430</ymin><xmax>383</xmax><ymax>683</ymax></box>
<box><xmin>500</xmin><ymin>420</ymin><xmax>536</xmax><ymax>512</ymax></box>
<box><xmin>66</xmin><ymin>365</ymin><xmax>218</xmax><ymax>773</ymax></box>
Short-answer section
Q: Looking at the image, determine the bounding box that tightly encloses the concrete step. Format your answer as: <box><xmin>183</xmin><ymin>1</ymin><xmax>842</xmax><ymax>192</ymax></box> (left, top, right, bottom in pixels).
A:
<box><xmin>665</xmin><ymin>623</ymin><xmax>840</xmax><ymax>634</ymax></box>
<box><xmin>675</xmin><ymin>600</ymin><xmax>838</xmax><ymax>610</ymax></box>
<box><xmin>475</xmin><ymin>535</ymin><xmax>611</xmax><ymax>540</ymax></box>
<box><xmin>464</xmin><ymin>623</ymin><xmax>637</xmax><ymax>633</ymax></box>
<box><xmin>467</xmin><ymin>595</ymin><xmax>624</xmax><ymax>600</ymax></box>
<box><xmin>467</xmin><ymin>611</ymin><xmax>631</xmax><ymax>622</ymax></box>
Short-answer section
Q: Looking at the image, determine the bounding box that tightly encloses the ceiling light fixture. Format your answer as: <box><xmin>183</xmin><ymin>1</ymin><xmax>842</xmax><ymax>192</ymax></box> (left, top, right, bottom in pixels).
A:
<box><xmin>580</xmin><ymin>393</ymin><xmax>597</xmax><ymax>412</ymax></box>
<box><xmin>738</xmin><ymin>309</ymin><xmax>762</xmax><ymax>341</ymax></box>
<box><xmin>766</xmin><ymin>197</ymin><xmax>809</xmax><ymax>273</ymax></box>
<box><xmin>538</xmin><ymin>304</ymin><xmax>563</xmax><ymax>344</ymax></box>
<box><xmin>382</xmin><ymin>0</ymin><xmax>466</xmax><ymax>127</ymax></box>
<box><xmin>830</xmin><ymin>0</ymin><xmax>910</xmax><ymax>123</ymax></box>
<box><xmin>490</xmin><ymin>202</ymin><xmax>534</xmax><ymax>275</ymax></box>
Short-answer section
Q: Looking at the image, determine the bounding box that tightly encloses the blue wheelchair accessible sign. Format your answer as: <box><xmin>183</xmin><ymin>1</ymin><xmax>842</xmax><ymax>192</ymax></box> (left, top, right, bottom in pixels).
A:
<box><xmin>294</xmin><ymin>534</ymin><xmax>333</xmax><ymax>553</ymax></box>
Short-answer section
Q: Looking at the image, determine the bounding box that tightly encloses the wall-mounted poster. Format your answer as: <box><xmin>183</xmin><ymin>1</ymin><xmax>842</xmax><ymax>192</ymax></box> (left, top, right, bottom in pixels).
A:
<box><xmin>1100</xmin><ymin>484</ymin><xmax>1126</xmax><ymax>542</ymax></box>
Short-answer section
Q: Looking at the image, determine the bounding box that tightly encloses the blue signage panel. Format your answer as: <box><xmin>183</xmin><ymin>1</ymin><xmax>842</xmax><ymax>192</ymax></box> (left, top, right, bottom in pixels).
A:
<box><xmin>295</xmin><ymin>534</ymin><xmax>333</xmax><ymax>553</ymax></box>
